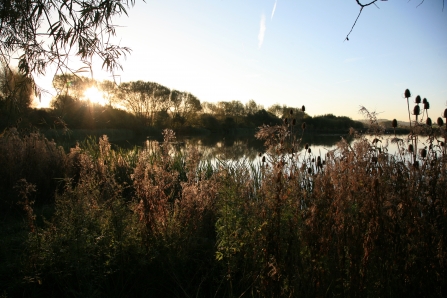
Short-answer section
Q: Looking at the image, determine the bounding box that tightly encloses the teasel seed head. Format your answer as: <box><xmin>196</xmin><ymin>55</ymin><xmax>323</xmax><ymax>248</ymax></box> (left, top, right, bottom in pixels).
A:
<box><xmin>289</xmin><ymin>109</ymin><xmax>293</xmax><ymax>115</ymax></box>
<box><xmin>444</xmin><ymin>108</ymin><xmax>447</xmax><ymax>119</ymax></box>
<box><xmin>413</xmin><ymin>160</ymin><xmax>419</xmax><ymax>169</ymax></box>
<box><xmin>305</xmin><ymin>143</ymin><xmax>309</xmax><ymax>150</ymax></box>
<box><xmin>308</xmin><ymin>148</ymin><xmax>312</xmax><ymax>154</ymax></box>
<box><xmin>277</xmin><ymin>171</ymin><xmax>282</xmax><ymax>183</ymax></box>
<box><xmin>423</xmin><ymin>98</ymin><xmax>427</xmax><ymax>104</ymax></box>
<box><xmin>262</xmin><ymin>156</ymin><xmax>266</xmax><ymax>163</ymax></box>
<box><xmin>408</xmin><ymin>144</ymin><xmax>414</xmax><ymax>153</ymax></box>
<box><xmin>392</xmin><ymin>119</ymin><xmax>398</xmax><ymax>128</ymax></box>
<box><xmin>302</xmin><ymin>105</ymin><xmax>305</xmax><ymax>112</ymax></box>
<box><xmin>426</xmin><ymin>117</ymin><xmax>432</xmax><ymax>126</ymax></box>
<box><xmin>420</xmin><ymin>148</ymin><xmax>427</xmax><ymax>158</ymax></box>
<box><xmin>317</xmin><ymin>156</ymin><xmax>322</xmax><ymax>167</ymax></box>
<box><xmin>437</xmin><ymin>117</ymin><xmax>444</xmax><ymax>127</ymax></box>
<box><xmin>284</xmin><ymin>118</ymin><xmax>289</xmax><ymax>125</ymax></box>
<box><xmin>302</xmin><ymin>122</ymin><xmax>306</xmax><ymax>129</ymax></box>
<box><xmin>424</xmin><ymin>101</ymin><xmax>430</xmax><ymax>110</ymax></box>
<box><xmin>404</xmin><ymin>89</ymin><xmax>411</xmax><ymax>98</ymax></box>
<box><xmin>413</xmin><ymin>105</ymin><xmax>420</xmax><ymax>116</ymax></box>
<box><xmin>312</xmin><ymin>158</ymin><xmax>315</xmax><ymax>162</ymax></box>
<box><xmin>415</xmin><ymin>95</ymin><xmax>421</xmax><ymax>104</ymax></box>
<box><xmin>292</xmin><ymin>118</ymin><xmax>296</xmax><ymax>126</ymax></box>
<box><xmin>307</xmin><ymin>167</ymin><xmax>312</xmax><ymax>174</ymax></box>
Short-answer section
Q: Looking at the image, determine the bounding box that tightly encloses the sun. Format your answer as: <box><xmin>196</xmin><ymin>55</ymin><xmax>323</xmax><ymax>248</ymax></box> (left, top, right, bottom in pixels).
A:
<box><xmin>83</xmin><ymin>87</ymin><xmax>107</xmax><ymax>106</ymax></box>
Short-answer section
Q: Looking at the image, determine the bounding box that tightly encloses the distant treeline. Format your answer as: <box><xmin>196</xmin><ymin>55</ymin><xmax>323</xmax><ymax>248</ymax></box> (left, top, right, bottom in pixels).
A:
<box><xmin>1</xmin><ymin>73</ymin><xmax>365</xmax><ymax>135</ymax></box>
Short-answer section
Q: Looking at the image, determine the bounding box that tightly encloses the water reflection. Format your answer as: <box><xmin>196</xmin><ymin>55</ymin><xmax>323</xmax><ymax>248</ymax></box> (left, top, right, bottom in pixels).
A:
<box><xmin>114</xmin><ymin>133</ymin><xmax>357</xmax><ymax>161</ymax></box>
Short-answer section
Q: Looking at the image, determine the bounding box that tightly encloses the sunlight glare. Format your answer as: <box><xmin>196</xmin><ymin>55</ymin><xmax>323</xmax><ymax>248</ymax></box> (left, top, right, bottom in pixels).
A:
<box><xmin>83</xmin><ymin>87</ymin><xmax>107</xmax><ymax>106</ymax></box>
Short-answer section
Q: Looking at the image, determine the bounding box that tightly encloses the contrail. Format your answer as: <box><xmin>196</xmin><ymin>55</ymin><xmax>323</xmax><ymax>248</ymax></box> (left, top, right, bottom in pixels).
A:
<box><xmin>258</xmin><ymin>14</ymin><xmax>266</xmax><ymax>48</ymax></box>
<box><xmin>271</xmin><ymin>0</ymin><xmax>277</xmax><ymax>19</ymax></box>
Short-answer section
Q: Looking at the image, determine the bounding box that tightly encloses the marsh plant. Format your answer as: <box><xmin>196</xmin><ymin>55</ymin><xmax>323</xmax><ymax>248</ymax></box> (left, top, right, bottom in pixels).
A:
<box><xmin>1</xmin><ymin>89</ymin><xmax>447</xmax><ymax>297</ymax></box>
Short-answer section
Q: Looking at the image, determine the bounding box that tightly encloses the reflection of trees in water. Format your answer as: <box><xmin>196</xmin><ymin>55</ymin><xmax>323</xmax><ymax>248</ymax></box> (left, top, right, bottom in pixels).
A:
<box><xmin>126</xmin><ymin>134</ymin><xmax>354</xmax><ymax>162</ymax></box>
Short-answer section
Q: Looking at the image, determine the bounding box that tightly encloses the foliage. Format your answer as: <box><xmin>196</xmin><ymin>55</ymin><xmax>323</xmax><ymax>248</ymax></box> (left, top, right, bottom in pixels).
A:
<box><xmin>2</xmin><ymin>89</ymin><xmax>446</xmax><ymax>297</ymax></box>
<box><xmin>0</xmin><ymin>66</ymin><xmax>34</xmax><ymax>123</ymax></box>
<box><xmin>0</xmin><ymin>0</ymin><xmax>136</xmax><ymax>83</ymax></box>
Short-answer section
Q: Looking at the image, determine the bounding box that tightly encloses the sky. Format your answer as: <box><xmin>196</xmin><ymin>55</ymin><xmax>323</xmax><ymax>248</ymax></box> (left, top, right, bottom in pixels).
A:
<box><xmin>34</xmin><ymin>0</ymin><xmax>447</xmax><ymax>122</ymax></box>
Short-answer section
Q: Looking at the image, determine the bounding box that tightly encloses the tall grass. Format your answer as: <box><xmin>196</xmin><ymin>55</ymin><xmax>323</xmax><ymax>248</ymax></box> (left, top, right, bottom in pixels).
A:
<box><xmin>1</xmin><ymin>90</ymin><xmax>447</xmax><ymax>297</ymax></box>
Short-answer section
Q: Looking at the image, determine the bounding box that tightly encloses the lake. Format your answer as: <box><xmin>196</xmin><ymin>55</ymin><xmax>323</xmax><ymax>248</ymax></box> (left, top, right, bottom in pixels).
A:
<box><xmin>112</xmin><ymin>132</ymin><xmax>421</xmax><ymax>162</ymax></box>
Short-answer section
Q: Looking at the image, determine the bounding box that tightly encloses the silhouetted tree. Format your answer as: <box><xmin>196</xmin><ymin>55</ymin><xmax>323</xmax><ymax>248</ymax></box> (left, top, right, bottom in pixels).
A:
<box><xmin>0</xmin><ymin>66</ymin><xmax>33</xmax><ymax>123</ymax></box>
<box><xmin>0</xmin><ymin>0</ymin><xmax>137</xmax><ymax>98</ymax></box>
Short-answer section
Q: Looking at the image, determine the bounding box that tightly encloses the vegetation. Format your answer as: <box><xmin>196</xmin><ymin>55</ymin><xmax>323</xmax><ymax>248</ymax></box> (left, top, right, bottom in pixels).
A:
<box><xmin>1</xmin><ymin>89</ymin><xmax>447</xmax><ymax>297</ymax></box>
<box><xmin>1</xmin><ymin>72</ymin><xmax>365</xmax><ymax>138</ymax></box>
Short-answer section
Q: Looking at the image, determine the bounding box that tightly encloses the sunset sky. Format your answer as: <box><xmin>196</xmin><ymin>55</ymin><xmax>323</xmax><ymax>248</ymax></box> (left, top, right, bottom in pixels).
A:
<box><xmin>35</xmin><ymin>0</ymin><xmax>447</xmax><ymax>122</ymax></box>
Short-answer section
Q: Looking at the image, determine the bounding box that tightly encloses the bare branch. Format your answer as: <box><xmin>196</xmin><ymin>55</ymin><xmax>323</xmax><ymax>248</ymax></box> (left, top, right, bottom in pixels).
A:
<box><xmin>345</xmin><ymin>7</ymin><xmax>364</xmax><ymax>41</ymax></box>
<box><xmin>355</xmin><ymin>0</ymin><xmax>380</xmax><ymax>8</ymax></box>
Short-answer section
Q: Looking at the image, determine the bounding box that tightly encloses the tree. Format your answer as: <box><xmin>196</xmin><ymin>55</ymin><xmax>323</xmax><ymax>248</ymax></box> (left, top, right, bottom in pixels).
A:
<box><xmin>0</xmin><ymin>0</ymin><xmax>137</xmax><ymax>97</ymax></box>
<box><xmin>0</xmin><ymin>66</ymin><xmax>33</xmax><ymax>121</ymax></box>
<box><xmin>53</xmin><ymin>74</ymin><xmax>96</xmax><ymax>99</ymax></box>
<box><xmin>346</xmin><ymin>0</ymin><xmax>445</xmax><ymax>41</ymax></box>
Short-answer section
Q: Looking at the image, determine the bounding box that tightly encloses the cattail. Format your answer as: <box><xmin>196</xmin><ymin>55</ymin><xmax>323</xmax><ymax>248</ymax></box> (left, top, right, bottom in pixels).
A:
<box><xmin>426</xmin><ymin>117</ymin><xmax>432</xmax><ymax>126</ymax></box>
<box><xmin>302</xmin><ymin>122</ymin><xmax>306</xmax><ymax>129</ymax></box>
<box><xmin>424</xmin><ymin>101</ymin><xmax>430</xmax><ymax>110</ymax></box>
<box><xmin>305</xmin><ymin>143</ymin><xmax>309</xmax><ymax>150</ymax></box>
<box><xmin>415</xmin><ymin>95</ymin><xmax>421</xmax><ymax>104</ymax></box>
<box><xmin>437</xmin><ymin>117</ymin><xmax>444</xmax><ymax>127</ymax></box>
<box><xmin>392</xmin><ymin>119</ymin><xmax>398</xmax><ymax>128</ymax></box>
<box><xmin>404</xmin><ymin>89</ymin><xmax>411</xmax><ymax>98</ymax></box>
<box><xmin>408</xmin><ymin>144</ymin><xmax>414</xmax><ymax>153</ymax></box>
<box><xmin>420</xmin><ymin>148</ymin><xmax>427</xmax><ymax>158</ymax></box>
<box><xmin>302</xmin><ymin>105</ymin><xmax>305</xmax><ymax>112</ymax></box>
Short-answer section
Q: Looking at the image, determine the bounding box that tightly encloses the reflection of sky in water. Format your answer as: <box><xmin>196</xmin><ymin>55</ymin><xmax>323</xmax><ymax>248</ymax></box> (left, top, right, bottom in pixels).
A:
<box><xmin>136</xmin><ymin>133</ymin><xmax>435</xmax><ymax>164</ymax></box>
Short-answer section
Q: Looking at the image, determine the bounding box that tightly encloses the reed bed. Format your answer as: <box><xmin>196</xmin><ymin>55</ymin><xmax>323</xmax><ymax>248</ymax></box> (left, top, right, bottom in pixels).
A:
<box><xmin>1</xmin><ymin>90</ymin><xmax>447</xmax><ymax>297</ymax></box>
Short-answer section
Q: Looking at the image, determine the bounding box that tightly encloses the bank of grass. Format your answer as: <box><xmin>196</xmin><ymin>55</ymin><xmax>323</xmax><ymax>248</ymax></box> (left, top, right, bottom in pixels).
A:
<box><xmin>1</xmin><ymin>102</ymin><xmax>447</xmax><ymax>297</ymax></box>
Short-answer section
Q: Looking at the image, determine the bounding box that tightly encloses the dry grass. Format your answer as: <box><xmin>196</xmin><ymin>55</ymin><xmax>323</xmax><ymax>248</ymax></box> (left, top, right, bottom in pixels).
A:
<box><xmin>1</xmin><ymin>93</ymin><xmax>447</xmax><ymax>296</ymax></box>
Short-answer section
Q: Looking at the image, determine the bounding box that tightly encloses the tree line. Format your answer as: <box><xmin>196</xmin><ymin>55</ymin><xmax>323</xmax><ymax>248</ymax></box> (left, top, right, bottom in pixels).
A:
<box><xmin>1</xmin><ymin>70</ymin><xmax>364</xmax><ymax>135</ymax></box>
